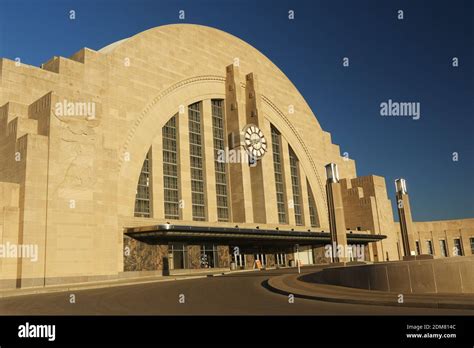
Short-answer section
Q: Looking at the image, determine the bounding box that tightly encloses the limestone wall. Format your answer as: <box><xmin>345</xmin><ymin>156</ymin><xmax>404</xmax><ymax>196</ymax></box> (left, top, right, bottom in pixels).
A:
<box><xmin>341</xmin><ymin>175</ymin><xmax>401</xmax><ymax>262</ymax></box>
<box><xmin>395</xmin><ymin>218</ymin><xmax>474</xmax><ymax>258</ymax></box>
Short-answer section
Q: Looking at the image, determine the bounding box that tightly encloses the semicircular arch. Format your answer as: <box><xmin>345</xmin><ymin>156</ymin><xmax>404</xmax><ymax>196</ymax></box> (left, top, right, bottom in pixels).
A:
<box><xmin>117</xmin><ymin>75</ymin><xmax>328</xmax><ymax>226</ymax></box>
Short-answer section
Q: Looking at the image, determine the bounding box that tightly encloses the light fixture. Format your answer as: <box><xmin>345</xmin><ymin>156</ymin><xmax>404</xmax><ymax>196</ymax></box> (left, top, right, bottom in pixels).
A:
<box><xmin>325</xmin><ymin>163</ymin><xmax>340</xmax><ymax>183</ymax></box>
<box><xmin>395</xmin><ymin>178</ymin><xmax>407</xmax><ymax>194</ymax></box>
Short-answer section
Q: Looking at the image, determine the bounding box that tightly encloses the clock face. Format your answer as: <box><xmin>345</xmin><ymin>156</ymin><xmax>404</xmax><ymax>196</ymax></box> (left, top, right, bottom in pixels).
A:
<box><xmin>243</xmin><ymin>124</ymin><xmax>267</xmax><ymax>159</ymax></box>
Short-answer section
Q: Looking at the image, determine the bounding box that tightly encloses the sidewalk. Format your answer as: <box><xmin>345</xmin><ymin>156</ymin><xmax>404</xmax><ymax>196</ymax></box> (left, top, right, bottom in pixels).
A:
<box><xmin>267</xmin><ymin>272</ymin><xmax>474</xmax><ymax>310</ymax></box>
<box><xmin>0</xmin><ymin>268</ymin><xmax>257</xmax><ymax>299</ymax></box>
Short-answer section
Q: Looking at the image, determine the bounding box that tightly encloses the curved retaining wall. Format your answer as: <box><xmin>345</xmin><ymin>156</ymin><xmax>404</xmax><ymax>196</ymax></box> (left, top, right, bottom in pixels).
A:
<box><xmin>305</xmin><ymin>256</ymin><xmax>474</xmax><ymax>294</ymax></box>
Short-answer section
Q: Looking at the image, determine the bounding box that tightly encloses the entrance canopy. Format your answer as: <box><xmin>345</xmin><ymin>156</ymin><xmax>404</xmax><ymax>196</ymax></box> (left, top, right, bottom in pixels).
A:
<box><xmin>125</xmin><ymin>224</ymin><xmax>386</xmax><ymax>247</ymax></box>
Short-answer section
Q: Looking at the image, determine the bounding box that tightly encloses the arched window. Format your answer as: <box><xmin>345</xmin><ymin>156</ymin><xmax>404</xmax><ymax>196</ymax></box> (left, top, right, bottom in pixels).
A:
<box><xmin>288</xmin><ymin>146</ymin><xmax>304</xmax><ymax>226</ymax></box>
<box><xmin>134</xmin><ymin>148</ymin><xmax>152</xmax><ymax>218</ymax></box>
<box><xmin>188</xmin><ymin>102</ymin><xmax>206</xmax><ymax>221</ymax></box>
<box><xmin>163</xmin><ymin>114</ymin><xmax>180</xmax><ymax>220</ymax></box>
<box><xmin>271</xmin><ymin>126</ymin><xmax>287</xmax><ymax>224</ymax></box>
<box><xmin>211</xmin><ymin>99</ymin><xmax>230</xmax><ymax>222</ymax></box>
<box><xmin>307</xmin><ymin>179</ymin><xmax>320</xmax><ymax>227</ymax></box>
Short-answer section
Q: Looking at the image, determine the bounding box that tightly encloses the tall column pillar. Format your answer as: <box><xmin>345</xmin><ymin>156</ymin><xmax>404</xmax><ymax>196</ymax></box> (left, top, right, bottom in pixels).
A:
<box><xmin>225</xmin><ymin>64</ymin><xmax>253</xmax><ymax>223</ymax></box>
<box><xmin>395</xmin><ymin>178</ymin><xmax>417</xmax><ymax>257</ymax></box>
<box><xmin>325</xmin><ymin>163</ymin><xmax>348</xmax><ymax>263</ymax></box>
<box><xmin>245</xmin><ymin>73</ymin><xmax>267</xmax><ymax>224</ymax></box>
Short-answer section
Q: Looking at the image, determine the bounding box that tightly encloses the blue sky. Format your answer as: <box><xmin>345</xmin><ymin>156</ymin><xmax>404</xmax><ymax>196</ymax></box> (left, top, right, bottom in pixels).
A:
<box><xmin>1</xmin><ymin>0</ymin><xmax>472</xmax><ymax>221</ymax></box>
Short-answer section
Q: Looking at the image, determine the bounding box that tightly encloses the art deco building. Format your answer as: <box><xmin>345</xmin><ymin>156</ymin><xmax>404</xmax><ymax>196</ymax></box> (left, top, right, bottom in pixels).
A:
<box><xmin>0</xmin><ymin>24</ymin><xmax>472</xmax><ymax>288</ymax></box>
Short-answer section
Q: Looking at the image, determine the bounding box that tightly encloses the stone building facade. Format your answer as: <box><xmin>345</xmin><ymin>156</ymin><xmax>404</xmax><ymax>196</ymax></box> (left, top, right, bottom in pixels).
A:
<box><xmin>0</xmin><ymin>24</ymin><xmax>472</xmax><ymax>289</ymax></box>
<box><xmin>395</xmin><ymin>219</ymin><xmax>474</xmax><ymax>259</ymax></box>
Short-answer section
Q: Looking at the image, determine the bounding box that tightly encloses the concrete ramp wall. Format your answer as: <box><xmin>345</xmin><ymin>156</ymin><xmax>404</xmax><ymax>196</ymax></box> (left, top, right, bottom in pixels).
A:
<box><xmin>307</xmin><ymin>256</ymin><xmax>474</xmax><ymax>294</ymax></box>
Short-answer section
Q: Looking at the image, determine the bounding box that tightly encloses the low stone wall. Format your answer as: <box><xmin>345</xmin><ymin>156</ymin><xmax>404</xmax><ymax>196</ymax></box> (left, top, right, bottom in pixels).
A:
<box><xmin>123</xmin><ymin>236</ymin><xmax>168</xmax><ymax>271</ymax></box>
<box><xmin>304</xmin><ymin>256</ymin><xmax>474</xmax><ymax>294</ymax></box>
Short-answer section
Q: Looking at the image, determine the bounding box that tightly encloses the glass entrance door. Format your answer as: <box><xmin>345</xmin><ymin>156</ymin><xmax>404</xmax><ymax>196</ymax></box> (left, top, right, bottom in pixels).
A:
<box><xmin>254</xmin><ymin>253</ymin><xmax>266</xmax><ymax>266</ymax></box>
<box><xmin>232</xmin><ymin>253</ymin><xmax>246</xmax><ymax>268</ymax></box>
<box><xmin>200</xmin><ymin>244</ymin><xmax>217</xmax><ymax>268</ymax></box>
<box><xmin>275</xmin><ymin>253</ymin><xmax>286</xmax><ymax>266</ymax></box>
<box><xmin>169</xmin><ymin>243</ymin><xmax>188</xmax><ymax>269</ymax></box>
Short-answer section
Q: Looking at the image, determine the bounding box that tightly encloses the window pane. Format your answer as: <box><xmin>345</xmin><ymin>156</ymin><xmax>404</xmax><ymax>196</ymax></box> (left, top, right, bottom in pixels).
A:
<box><xmin>453</xmin><ymin>238</ymin><xmax>463</xmax><ymax>256</ymax></box>
<box><xmin>271</xmin><ymin>126</ymin><xmax>287</xmax><ymax>224</ymax></box>
<box><xmin>289</xmin><ymin>147</ymin><xmax>304</xmax><ymax>226</ymax></box>
<box><xmin>212</xmin><ymin>99</ymin><xmax>229</xmax><ymax>221</ymax></box>
<box><xmin>188</xmin><ymin>102</ymin><xmax>207</xmax><ymax>221</ymax></box>
<box><xmin>134</xmin><ymin>149</ymin><xmax>152</xmax><ymax>217</ymax></box>
<box><xmin>163</xmin><ymin>115</ymin><xmax>180</xmax><ymax>219</ymax></box>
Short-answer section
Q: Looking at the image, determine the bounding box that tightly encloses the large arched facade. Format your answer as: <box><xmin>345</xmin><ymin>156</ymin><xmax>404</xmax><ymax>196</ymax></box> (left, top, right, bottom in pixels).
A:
<box><xmin>117</xmin><ymin>76</ymin><xmax>329</xmax><ymax>224</ymax></box>
<box><xmin>0</xmin><ymin>24</ymin><xmax>405</xmax><ymax>287</ymax></box>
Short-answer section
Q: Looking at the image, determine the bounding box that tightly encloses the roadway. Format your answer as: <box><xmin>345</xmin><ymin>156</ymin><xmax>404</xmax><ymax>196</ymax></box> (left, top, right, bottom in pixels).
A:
<box><xmin>0</xmin><ymin>268</ymin><xmax>472</xmax><ymax>315</ymax></box>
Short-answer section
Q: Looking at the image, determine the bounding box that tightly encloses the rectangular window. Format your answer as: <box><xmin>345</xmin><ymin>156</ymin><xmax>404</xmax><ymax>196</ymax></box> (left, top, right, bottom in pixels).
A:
<box><xmin>134</xmin><ymin>149</ymin><xmax>152</xmax><ymax>217</ymax></box>
<box><xmin>211</xmin><ymin>99</ymin><xmax>230</xmax><ymax>222</ymax></box>
<box><xmin>415</xmin><ymin>240</ymin><xmax>421</xmax><ymax>255</ymax></box>
<box><xmin>163</xmin><ymin>115</ymin><xmax>180</xmax><ymax>219</ymax></box>
<box><xmin>426</xmin><ymin>240</ymin><xmax>434</xmax><ymax>255</ymax></box>
<box><xmin>289</xmin><ymin>147</ymin><xmax>304</xmax><ymax>226</ymax></box>
<box><xmin>470</xmin><ymin>238</ymin><xmax>474</xmax><ymax>255</ymax></box>
<box><xmin>453</xmin><ymin>238</ymin><xmax>463</xmax><ymax>256</ymax></box>
<box><xmin>271</xmin><ymin>126</ymin><xmax>287</xmax><ymax>224</ymax></box>
<box><xmin>188</xmin><ymin>102</ymin><xmax>206</xmax><ymax>221</ymax></box>
<box><xmin>439</xmin><ymin>239</ymin><xmax>448</xmax><ymax>257</ymax></box>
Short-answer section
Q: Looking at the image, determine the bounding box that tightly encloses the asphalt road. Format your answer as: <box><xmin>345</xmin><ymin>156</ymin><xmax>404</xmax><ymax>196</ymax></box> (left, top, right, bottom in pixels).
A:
<box><xmin>0</xmin><ymin>268</ymin><xmax>472</xmax><ymax>315</ymax></box>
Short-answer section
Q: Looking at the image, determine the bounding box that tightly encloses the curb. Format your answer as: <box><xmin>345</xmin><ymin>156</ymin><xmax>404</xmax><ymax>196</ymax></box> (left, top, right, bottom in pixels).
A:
<box><xmin>266</xmin><ymin>273</ymin><xmax>474</xmax><ymax>310</ymax></box>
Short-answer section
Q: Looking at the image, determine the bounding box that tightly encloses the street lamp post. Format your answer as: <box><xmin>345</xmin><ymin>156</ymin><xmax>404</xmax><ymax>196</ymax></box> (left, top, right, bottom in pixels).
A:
<box><xmin>296</xmin><ymin>244</ymin><xmax>301</xmax><ymax>274</ymax></box>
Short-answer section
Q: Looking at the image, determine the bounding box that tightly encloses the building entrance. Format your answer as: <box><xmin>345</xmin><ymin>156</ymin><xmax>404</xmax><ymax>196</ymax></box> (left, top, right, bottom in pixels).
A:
<box><xmin>232</xmin><ymin>253</ymin><xmax>246</xmax><ymax>269</ymax></box>
<box><xmin>275</xmin><ymin>253</ymin><xmax>287</xmax><ymax>266</ymax></box>
<box><xmin>254</xmin><ymin>253</ymin><xmax>267</xmax><ymax>267</ymax></box>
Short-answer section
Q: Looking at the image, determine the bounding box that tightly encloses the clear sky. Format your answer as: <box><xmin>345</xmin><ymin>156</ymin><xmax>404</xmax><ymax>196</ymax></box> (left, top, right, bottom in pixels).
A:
<box><xmin>1</xmin><ymin>0</ymin><xmax>472</xmax><ymax>221</ymax></box>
